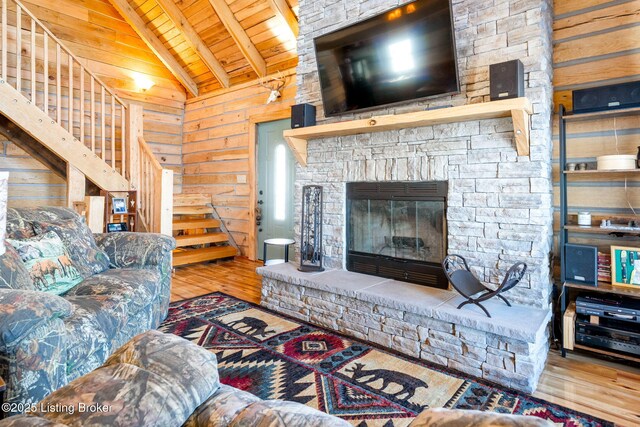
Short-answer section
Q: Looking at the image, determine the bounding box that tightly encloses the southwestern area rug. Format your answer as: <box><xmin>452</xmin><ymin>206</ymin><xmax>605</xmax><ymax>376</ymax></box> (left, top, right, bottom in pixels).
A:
<box><xmin>160</xmin><ymin>292</ymin><xmax>612</xmax><ymax>427</ymax></box>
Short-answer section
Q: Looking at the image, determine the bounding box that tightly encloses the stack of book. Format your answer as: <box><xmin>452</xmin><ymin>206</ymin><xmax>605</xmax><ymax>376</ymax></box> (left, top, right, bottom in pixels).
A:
<box><xmin>598</xmin><ymin>252</ymin><xmax>611</xmax><ymax>283</ymax></box>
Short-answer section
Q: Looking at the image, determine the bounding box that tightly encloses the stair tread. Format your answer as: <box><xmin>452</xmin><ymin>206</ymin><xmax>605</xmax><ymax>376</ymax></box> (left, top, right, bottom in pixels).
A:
<box><xmin>175</xmin><ymin>232</ymin><xmax>228</xmax><ymax>246</ymax></box>
<box><xmin>173</xmin><ymin>218</ymin><xmax>221</xmax><ymax>230</ymax></box>
<box><xmin>173</xmin><ymin>246</ymin><xmax>238</xmax><ymax>266</ymax></box>
<box><xmin>173</xmin><ymin>206</ymin><xmax>211</xmax><ymax>215</ymax></box>
<box><xmin>173</xmin><ymin>194</ymin><xmax>210</xmax><ymax>207</ymax></box>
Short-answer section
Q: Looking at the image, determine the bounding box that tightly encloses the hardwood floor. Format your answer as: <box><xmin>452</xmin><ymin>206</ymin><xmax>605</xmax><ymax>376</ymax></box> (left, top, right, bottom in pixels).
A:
<box><xmin>171</xmin><ymin>257</ymin><xmax>263</xmax><ymax>304</ymax></box>
<box><xmin>172</xmin><ymin>259</ymin><xmax>640</xmax><ymax>426</ymax></box>
<box><xmin>536</xmin><ymin>351</ymin><xmax>640</xmax><ymax>426</ymax></box>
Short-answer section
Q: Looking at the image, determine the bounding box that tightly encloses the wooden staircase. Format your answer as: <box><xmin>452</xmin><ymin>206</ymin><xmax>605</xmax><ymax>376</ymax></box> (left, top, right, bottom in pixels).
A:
<box><xmin>0</xmin><ymin>0</ymin><xmax>173</xmax><ymax>234</ymax></box>
<box><xmin>172</xmin><ymin>194</ymin><xmax>238</xmax><ymax>267</ymax></box>
<box><xmin>0</xmin><ymin>82</ymin><xmax>130</xmax><ymax>191</ymax></box>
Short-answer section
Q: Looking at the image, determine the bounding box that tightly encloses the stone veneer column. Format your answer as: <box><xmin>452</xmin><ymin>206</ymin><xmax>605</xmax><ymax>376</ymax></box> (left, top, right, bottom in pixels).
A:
<box><xmin>293</xmin><ymin>0</ymin><xmax>555</xmax><ymax>309</ymax></box>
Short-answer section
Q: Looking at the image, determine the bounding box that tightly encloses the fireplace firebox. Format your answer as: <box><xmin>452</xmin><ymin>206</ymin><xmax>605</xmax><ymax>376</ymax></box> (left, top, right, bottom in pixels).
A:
<box><xmin>346</xmin><ymin>181</ymin><xmax>448</xmax><ymax>289</ymax></box>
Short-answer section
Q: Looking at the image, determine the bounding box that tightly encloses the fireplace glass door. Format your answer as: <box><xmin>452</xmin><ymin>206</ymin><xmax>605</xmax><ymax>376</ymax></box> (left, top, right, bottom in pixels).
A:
<box><xmin>346</xmin><ymin>181</ymin><xmax>448</xmax><ymax>288</ymax></box>
<box><xmin>348</xmin><ymin>200</ymin><xmax>445</xmax><ymax>264</ymax></box>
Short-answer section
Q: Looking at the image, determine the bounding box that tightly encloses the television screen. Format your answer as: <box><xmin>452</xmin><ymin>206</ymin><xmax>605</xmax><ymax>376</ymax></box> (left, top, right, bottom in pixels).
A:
<box><xmin>314</xmin><ymin>0</ymin><xmax>459</xmax><ymax>116</ymax></box>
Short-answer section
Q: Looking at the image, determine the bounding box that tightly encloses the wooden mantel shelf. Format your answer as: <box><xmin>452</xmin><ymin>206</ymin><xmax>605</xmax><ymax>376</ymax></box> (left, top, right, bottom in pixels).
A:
<box><xmin>283</xmin><ymin>97</ymin><xmax>533</xmax><ymax>166</ymax></box>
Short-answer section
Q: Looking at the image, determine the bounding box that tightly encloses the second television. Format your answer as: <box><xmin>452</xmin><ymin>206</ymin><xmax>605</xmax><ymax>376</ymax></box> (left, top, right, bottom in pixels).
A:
<box><xmin>314</xmin><ymin>0</ymin><xmax>459</xmax><ymax>117</ymax></box>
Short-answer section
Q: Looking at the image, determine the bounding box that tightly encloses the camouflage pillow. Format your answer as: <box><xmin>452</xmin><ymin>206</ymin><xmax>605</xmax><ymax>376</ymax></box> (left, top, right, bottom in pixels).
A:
<box><xmin>5</xmin><ymin>224</ymin><xmax>35</xmax><ymax>240</ymax></box>
<box><xmin>0</xmin><ymin>242</ymin><xmax>36</xmax><ymax>290</ymax></box>
<box><xmin>33</xmin><ymin>219</ymin><xmax>110</xmax><ymax>278</ymax></box>
<box><xmin>7</xmin><ymin>231</ymin><xmax>83</xmax><ymax>295</ymax></box>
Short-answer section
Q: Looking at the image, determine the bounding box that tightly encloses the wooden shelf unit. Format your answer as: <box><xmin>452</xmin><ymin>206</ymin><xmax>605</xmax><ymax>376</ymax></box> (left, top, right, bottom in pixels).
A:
<box><xmin>283</xmin><ymin>97</ymin><xmax>533</xmax><ymax>166</ymax></box>
<box><xmin>563</xmin><ymin>105</ymin><xmax>640</xmax><ymax>122</ymax></box>
<box><xmin>564</xmin><ymin>169</ymin><xmax>640</xmax><ymax>178</ymax></box>
<box><xmin>564</xmin><ymin>225</ymin><xmax>640</xmax><ymax>236</ymax></box>
<box><xmin>102</xmin><ymin>190</ymin><xmax>138</xmax><ymax>232</ymax></box>
<box><xmin>564</xmin><ymin>280</ymin><xmax>640</xmax><ymax>298</ymax></box>
<box><xmin>573</xmin><ymin>344</ymin><xmax>640</xmax><ymax>363</ymax></box>
<box><xmin>558</xmin><ymin>103</ymin><xmax>640</xmax><ymax>362</ymax></box>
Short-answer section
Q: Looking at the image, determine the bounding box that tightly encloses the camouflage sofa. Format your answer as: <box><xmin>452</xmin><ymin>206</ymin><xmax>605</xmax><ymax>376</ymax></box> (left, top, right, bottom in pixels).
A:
<box><xmin>0</xmin><ymin>207</ymin><xmax>175</xmax><ymax>413</ymax></box>
<box><xmin>0</xmin><ymin>331</ymin><xmax>551</xmax><ymax>427</ymax></box>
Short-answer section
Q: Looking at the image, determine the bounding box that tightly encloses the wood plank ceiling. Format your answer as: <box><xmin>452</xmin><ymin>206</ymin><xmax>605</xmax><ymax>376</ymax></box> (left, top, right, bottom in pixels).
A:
<box><xmin>109</xmin><ymin>0</ymin><xmax>299</xmax><ymax>97</ymax></box>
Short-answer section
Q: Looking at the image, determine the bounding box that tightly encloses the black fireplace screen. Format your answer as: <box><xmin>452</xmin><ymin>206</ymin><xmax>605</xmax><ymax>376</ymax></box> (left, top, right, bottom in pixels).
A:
<box><xmin>346</xmin><ymin>182</ymin><xmax>448</xmax><ymax>289</ymax></box>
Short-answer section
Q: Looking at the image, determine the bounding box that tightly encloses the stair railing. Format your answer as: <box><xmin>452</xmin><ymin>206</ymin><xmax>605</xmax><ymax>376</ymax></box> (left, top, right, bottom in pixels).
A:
<box><xmin>0</xmin><ymin>0</ymin><xmax>173</xmax><ymax>235</ymax></box>
<box><xmin>138</xmin><ymin>136</ymin><xmax>173</xmax><ymax>236</ymax></box>
<box><xmin>0</xmin><ymin>0</ymin><xmax>130</xmax><ymax>179</ymax></box>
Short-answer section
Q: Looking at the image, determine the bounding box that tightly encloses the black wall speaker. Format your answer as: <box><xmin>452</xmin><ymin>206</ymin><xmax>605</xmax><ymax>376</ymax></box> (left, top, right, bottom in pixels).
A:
<box><xmin>489</xmin><ymin>59</ymin><xmax>524</xmax><ymax>101</ymax></box>
<box><xmin>291</xmin><ymin>103</ymin><xmax>316</xmax><ymax>129</ymax></box>
<box><xmin>572</xmin><ymin>81</ymin><xmax>640</xmax><ymax>114</ymax></box>
<box><xmin>564</xmin><ymin>244</ymin><xmax>598</xmax><ymax>286</ymax></box>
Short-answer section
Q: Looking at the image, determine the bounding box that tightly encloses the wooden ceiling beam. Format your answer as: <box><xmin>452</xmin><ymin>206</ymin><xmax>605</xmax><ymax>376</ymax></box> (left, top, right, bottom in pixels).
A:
<box><xmin>108</xmin><ymin>0</ymin><xmax>199</xmax><ymax>96</ymax></box>
<box><xmin>267</xmin><ymin>0</ymin><xmax>298</xmax><ymax>38</ymax></box>
<box><xmin>155</xmin><ymin>0</ymin><xmax>230</xmax><ymax>88</ymax></box>
<box><xmin>207</xmin><ymin>0</ymin><xmax>267</xmax><ymax>77</ymax></box>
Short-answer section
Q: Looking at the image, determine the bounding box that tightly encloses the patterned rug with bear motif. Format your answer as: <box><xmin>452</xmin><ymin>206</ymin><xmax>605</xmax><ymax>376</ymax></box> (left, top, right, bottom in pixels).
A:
<box><xmin>160</xmin><ymin>292</ymin><xmax>612</xmax><ymax>427</ymax></box>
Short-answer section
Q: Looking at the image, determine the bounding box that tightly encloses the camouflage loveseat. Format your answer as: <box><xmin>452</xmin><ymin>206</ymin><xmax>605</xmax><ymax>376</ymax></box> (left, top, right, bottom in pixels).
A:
<box><xmin>0</xmin><ymin>331</ymin><xmax>552</xmax><ymax>426</ymax></box>
<box><xmin>0</xmin><ymin>207</ymin><xmax>175</xmax><ymax>413</ymax></box>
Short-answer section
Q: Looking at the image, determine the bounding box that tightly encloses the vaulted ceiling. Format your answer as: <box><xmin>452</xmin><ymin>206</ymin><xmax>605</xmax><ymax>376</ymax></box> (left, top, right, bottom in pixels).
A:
<box><xmin>109</xmin><ymin>0</ymin><xmax>299</xmax><ymax>97</ymax></box>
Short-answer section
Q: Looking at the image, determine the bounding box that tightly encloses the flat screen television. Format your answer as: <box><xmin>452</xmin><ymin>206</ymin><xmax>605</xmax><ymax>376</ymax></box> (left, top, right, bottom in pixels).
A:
<box><xmin>314</xmin><ymin>0</ymin><xmax>459</xmax><ymax>117</ymax></box>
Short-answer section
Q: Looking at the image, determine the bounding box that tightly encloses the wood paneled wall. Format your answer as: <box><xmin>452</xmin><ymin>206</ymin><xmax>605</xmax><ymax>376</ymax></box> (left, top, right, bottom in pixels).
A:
<box><xmin>2</xmin><ymin>0</ymin><xmax>186</xmax><ymax>207</ymax></box>
<box><xmin>182</xmin><ymin>71</ymin><xmax>296</xmax><ymax>257</ymax></box>
<box><xmin>552</xmin><ymin>0</ymin><xmax>640</xmax><ymax>258</ymax></box>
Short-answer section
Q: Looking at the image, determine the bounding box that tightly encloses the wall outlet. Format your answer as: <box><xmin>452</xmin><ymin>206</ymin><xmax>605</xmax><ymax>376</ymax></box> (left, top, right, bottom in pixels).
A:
<box><xmin>236</xmin><ymin>175</ymin><xmax>247</xmax><ymax>183</ymax></box>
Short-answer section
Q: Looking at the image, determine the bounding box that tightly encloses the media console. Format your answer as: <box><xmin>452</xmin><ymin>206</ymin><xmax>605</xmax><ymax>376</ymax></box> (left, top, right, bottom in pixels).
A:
<box><xmin>575</xmin><ymin>295</ymin><xmax>640</xmax><ymax>359</ymax></box>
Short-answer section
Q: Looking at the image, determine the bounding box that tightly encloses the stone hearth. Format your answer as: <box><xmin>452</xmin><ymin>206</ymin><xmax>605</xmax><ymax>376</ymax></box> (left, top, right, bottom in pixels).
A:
<box><xmin>259</xmin><ymin>263</ymin><xmax>550</xmax><ymax>393</ymax></box>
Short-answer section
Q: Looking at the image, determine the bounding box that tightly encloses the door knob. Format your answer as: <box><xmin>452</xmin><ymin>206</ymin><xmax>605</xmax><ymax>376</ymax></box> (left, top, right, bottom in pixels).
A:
<box><xmin>256</xmin><ymin>221</ymin><xmax>261</xmax><ymax>226</ymax></box>
<box><xmin>259</xmin><ymin>228</ymin><xmax>263</xmax><ymax>232</ymax></box>
<box><xmin>257</xmin><ymin>200</ymin><xmax>264</xmax><ymax>205</ymax></box>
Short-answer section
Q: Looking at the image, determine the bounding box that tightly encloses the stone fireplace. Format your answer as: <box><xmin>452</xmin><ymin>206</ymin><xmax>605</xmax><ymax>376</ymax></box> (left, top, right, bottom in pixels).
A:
<box><xmin>258</xmin><ymin>0</ymin><xmax>555</xmax><ymax>394</ymax></box>
<box><xmin>292</xmin><ymin>0</ymin><xmax>555</xmax><ymax>310</ymax></box>
<box><xmin>346</xmin><ymin>181</ymin><xmax>448</xmax><ymax>288</ymax></box>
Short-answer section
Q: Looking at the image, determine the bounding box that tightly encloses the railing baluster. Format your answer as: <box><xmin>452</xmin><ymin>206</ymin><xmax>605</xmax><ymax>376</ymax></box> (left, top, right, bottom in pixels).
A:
<box><xmin>148</xmin><ymin>159</ymin><xmax>152</xmax><ymax>229</ymax></box>
<box><xmin>140</xmin><ymin>159</ymin><xmax>144</xmax><ymax>222</ymax></box>
<box><xmin>90</xmin><ymin>76</ymin><xmax>95</xmax><ymax>153</ymax></box>
<box><xmin>146</xmin><ymin>159</ymin><xmax>149</xmax><ymax>227</ymax></box>
<box><xmin>141</xmin><ymin>158</ymin><xmax>144</xmax><ymax>216</ymax></box>
<box><xmin>110</xmin><ymin>95</ymin><xmax>115</xmax><ymax>168</ymax></box>
<box><xmin>121</xmin><ymin>105</ymin><xmax>126</xmax><ymax>177</ymax></box>
<box><xmin>144</xmin><ymin>157</ymin><xmax>151</xmax><ymax>227</ymax></box>
<box><xmin>15</xmin><ymin>5</ymin><xmax>21</xmax><ymax>93</ymax></box>
<box><xmin>30</xmin><ymin>16</ymin><xmax>35</xmax><ymax>102</ymax></box>
<box><xmin>100</xmin><ymin>85</ymin><xmax>105</xmax><ymax>160</ymax></box>
<box><xmin>55</xmin><ymin>43</ymin><xmax>60</xmax><ymax>124</ymax></box>
<box><xmin>80</xmin><ymin>67</ymin><xmax>84</xmax><ymax>145</ymax></box>
<box><xmin>143</xmin><ymin>160</ymin><xmax>147</xmax><ymax>224</ymax></box>
<box><xmin>68</xmin><ymin>53</ymin><xmax>73</xmax><ymax>134</ymax></box>
<box><xmin>43</xmin><ymin>32</ymin><xmax>47</xmax><ymax>115</ymax></box>
<box><xmin>1</xmin><ymin>0</ymin><xmax>6</xmax><ymax>81</ymax></box>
